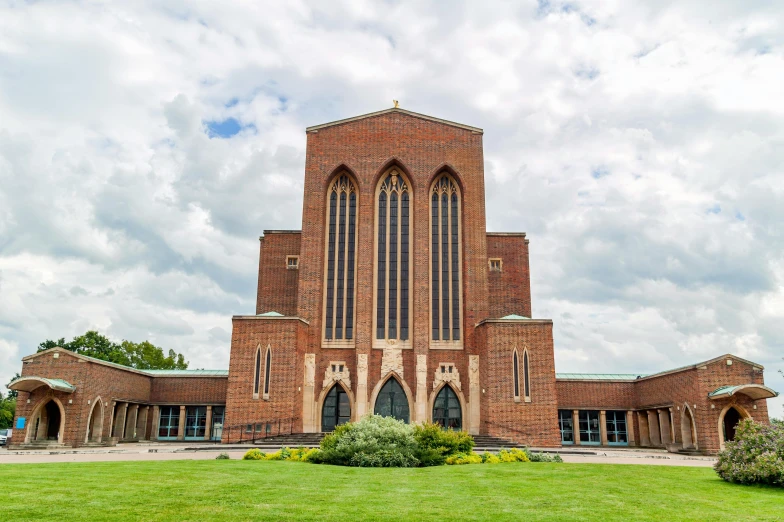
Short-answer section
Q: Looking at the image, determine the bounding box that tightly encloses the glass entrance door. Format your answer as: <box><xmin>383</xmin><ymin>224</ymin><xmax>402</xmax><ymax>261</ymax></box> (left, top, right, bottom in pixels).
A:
<box><xmin>578</xmin><ymin>410</ymin><xmax>601</xmax><ymax>444</ymax></box>
<box><xmin>559</xmin><ymin>410</ymin><xmax>574</xmax><ymax>444</ymax></box>
<box><xmin>322</xmin><ymin>385</ymin><xmax>350</xmax><ymax>432</ymax></box>
<box><xmin>432</xmin><ymin>386</ymin><xmax>462</xmax><ymax>430</ymax></box>
<box><xmin>211</xmin><ymin>407</ymin><xmax>225</xmax><ymax>441</ymax></box>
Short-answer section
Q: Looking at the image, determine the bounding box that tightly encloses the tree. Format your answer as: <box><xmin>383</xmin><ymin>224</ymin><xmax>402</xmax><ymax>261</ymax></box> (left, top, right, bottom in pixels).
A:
<box><xmin>5</xmin><ymin>373</ymin><xmax>20</xmax><ymax>399</ymax></box>
<box><xmin>0</xmin><ymin>391</ymin><xmax>16</xmax><ymax>430</ymax></box>
<box><xmin>37</xmin><ymin>331</ymin><xmax>188</xmax><ymax>370</ymax></box>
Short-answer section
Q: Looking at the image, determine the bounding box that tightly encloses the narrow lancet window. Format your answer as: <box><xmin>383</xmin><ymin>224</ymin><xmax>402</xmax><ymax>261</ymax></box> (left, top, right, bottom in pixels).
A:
<box><xmin>263</xmin><ymin>347</ymin><xmax>272</xmax><ymax>397</ymax></box>
<box><xmin>375</xmin><ymin>169</ymin><xmax>412</xmax><ymax>345</ymax></box>
<box><xmin>323</xmin><ymin>174</ymin><xmax>357</xmax><ymax>342</ymax></box>
<box><xmin>523</xmin><ymin>350</ymin><xmax>531</xmax><ymax>400</ymax></box>
<box><xmin>253</xmin><ymin>347</ymin><xmax>261</xmax><ymax>396</ymax></box>
<box><xmin>513</xmin><ymin>351</ymin><xmax>520</xmax><ymax>398</ymax></box>
<box><xmin>430</xmin><ymin>173</ymin><xmax>462</xmax><ymax>345</ymax></box>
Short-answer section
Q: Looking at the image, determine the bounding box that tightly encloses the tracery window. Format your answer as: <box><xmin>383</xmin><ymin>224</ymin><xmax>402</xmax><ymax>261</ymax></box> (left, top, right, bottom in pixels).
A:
<box><xmin>374</xmin><ymin>168</ymin><xmax>411</xmax><ymax>347</ymax></box>
<box><xmin>430</xmin><ymin>173</ymin><xmax>462</xmax><ymax>346</ymax></box>
<box><xmin>323</xmin><ymin>174</ymin><xmax>357</xmax><ymax>345</ymax></box>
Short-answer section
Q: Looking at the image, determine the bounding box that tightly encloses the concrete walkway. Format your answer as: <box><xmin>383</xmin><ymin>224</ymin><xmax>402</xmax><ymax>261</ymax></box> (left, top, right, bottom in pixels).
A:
<box><xmin>0</xmin><ymin>444</ymin><xmax>717</xmax><ymax>466</ymax></box>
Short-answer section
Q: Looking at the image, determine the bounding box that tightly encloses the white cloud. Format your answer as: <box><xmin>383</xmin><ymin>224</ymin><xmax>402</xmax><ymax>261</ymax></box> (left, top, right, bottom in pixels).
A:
<box><xmin>0</xmin><ymin>0</ymin><xmax>782</xmax><ymax>416</ymax></box>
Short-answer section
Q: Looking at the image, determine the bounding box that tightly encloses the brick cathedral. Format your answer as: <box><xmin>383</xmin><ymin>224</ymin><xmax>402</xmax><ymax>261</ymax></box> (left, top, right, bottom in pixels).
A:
<box><xmin>9</xmin><ymin>107</ymin><xmax>778</xmax><ymax>454</ymax></box>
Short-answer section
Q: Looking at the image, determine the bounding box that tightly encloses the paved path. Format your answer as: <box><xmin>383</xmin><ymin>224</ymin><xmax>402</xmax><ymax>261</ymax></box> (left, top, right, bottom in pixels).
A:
<box><xmin>0</xmin><ymin>445</ymin><xmax>716</xmax><ymax>466</ymax></box>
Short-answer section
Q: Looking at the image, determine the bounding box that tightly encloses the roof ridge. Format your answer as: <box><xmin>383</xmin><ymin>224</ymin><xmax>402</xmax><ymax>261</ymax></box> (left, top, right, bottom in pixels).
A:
<box><xmin>306</xmin><ymin>107</ymin><xmax>483</xmax><ymax>134</ymax></box>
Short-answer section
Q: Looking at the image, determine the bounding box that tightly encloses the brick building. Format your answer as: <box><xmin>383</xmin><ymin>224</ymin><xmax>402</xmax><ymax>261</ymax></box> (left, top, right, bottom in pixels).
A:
<box><xmin>9</xmin><ymin>107</ymin><xmax>778</xmax><ymax>454</ymax></box>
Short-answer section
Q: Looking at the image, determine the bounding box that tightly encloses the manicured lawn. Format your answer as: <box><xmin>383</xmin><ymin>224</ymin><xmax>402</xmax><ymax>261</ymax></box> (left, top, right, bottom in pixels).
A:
<box><xmin>2</xmin><ymin>460</ymin><xmax>782</xmax><ymax>521</ymax></box>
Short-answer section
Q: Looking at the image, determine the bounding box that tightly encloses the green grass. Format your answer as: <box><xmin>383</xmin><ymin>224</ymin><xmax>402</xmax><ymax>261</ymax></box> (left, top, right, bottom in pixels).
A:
<box><xmin>2</xmin><ymin>461</ymin><xmax>782</xmax><ymax>521</ymax></box>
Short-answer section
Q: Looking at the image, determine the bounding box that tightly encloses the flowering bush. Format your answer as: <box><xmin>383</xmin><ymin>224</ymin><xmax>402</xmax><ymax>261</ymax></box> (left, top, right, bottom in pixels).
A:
<box><xmin>480</xmin><ymin>451</ymin><xmax>501</xmax><ymax>464</ymax></box>
<box><xmin>715</xmin><ymin>419</ymin><xmax>784</xmax><ymax>487</ymax></box>
<box><xmin>446</xmin><ymin>452</ymin><xmax>483</xmax><ymax>465</ymax></box>
<box><xmin>316</xmin><ymin>415</ymin><xmax>419</xmax><ymax>467</ymax></box>
<box><xmin>412</xmin><ymin>422</ymin><xmax>475</xmax><ymax>466</ymax></box>
<box><xmin>242</xmin><ymin>448</ymin><xmax>265</xmax><ymax>460</ymax></box>
<box><xmin>498</xmin><ymin>448</ymin><xmax>530</xmax><ymax>463</ymax></box>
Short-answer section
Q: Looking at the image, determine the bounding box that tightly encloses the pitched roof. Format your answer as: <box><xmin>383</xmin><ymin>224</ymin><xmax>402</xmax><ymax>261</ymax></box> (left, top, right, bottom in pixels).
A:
<box><xmin>305</xmin><ymin>107</ymin><xmax>483</xmax><ymax>134</ymax></box>
<box><xmin>22</xmin><ymin>348</ymin><xmax>228</xmax><ymax>378</ymax></box>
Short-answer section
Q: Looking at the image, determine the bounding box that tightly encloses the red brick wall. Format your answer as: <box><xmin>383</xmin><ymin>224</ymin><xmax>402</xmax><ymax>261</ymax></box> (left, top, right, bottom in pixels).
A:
<box><xmin>487</xmin><ymin>233</ymin><xmax>531</xmax><ymax>318</ymax></box>
<box><xmin>556</xmin><ymin>380</ymin><xmax>636</xmax><ymax>410</ymax></box>
<box><xmin>150</xmin><ymin>377</ymin><xmax>227</xmax><ymax>404</ymax></box>
<box><xmin>224</xmin><ymin>317</ymin><xmax>308</xmax><ymax>441</ymax></box>
<box><xmin>256</xmin><ymin>231</ymin><xmax>301</xmax><ymax>316</ymax></box>
<box><xmin>12</xmin><ymin>350</ymin><xmax>152</xmax><ymax>447</ymax></box>
<box><xmin>480</xmin><ymin>320</ymin><xmax>560</xmax><ymax>446</ymax></box>
<box><xmin>297</xmin><ymin>111</ymin><xmax>489</xmax><ymax>360</ymax></box>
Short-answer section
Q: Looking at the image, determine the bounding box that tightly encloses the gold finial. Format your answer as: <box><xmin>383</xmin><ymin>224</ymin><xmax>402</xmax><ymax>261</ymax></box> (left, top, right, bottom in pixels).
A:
<box><xmin>393</xmin><ymin>100</ymin><xmax>399</xmax><ymax>108</ymax></box>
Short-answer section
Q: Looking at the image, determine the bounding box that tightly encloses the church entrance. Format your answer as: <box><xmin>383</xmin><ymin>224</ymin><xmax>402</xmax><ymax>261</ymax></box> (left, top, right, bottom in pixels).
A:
<box><xmin>322</xmin><ymin>384</ymin><xmax>350</xmax><ymax>432</ymax></box>
<box><xmin>374</xmin><ymin>378</ymin><xmax>410</xmax><ymax>423</ymax></box>
<box><xmin>31</xmin><ymin>399</ymin><xmax>62</xmax><ymax>442</ymax></box>
<box><xmin>432</xmin><ymin>385</ymin><xmax>461</xmax><ymax>429</ymax></box>
<box><xmin>722</xmin><ymin>406</ymin><xmax>743</xmax><ymax>443</ymax></box>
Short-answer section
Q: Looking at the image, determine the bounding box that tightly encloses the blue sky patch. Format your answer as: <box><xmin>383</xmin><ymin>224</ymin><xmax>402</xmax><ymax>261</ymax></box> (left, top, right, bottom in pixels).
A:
<box><xmin>206</xmin><ymin>118</ymin><xmax>245</xmax><ymax>138</ymax></box>
<box><xmin>706</xmin><ymin>204</ymin><xmax>721</xmax><ymax>214</ymax></box>
<box><xmin>591</xmin><ymin>166</ymin><xmax>610</xmax><ymax>179</ymax></box>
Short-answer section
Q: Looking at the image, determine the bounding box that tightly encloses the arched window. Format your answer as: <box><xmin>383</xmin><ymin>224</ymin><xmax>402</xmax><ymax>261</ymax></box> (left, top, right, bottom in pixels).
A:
<box><xmin>374</xmin><ymin>168</ymin><xmax>412</xmax><ymax>348</ymax></box>
<box><xmin>263</xmin><ymin>345</ymin><xmax>272</xmax><ymax>399</ymax></box>
<box><xmin>433</xmin><ymin>385</ymin><xmax>462</xmax><ymax>430</ymax></box>
<box><xmin>374</xmin><ymin>377</ymin><xmax>410</xmax><ymax>423</ymax></box>
<box><xmin>513</xmin><ymin>350</ymin><xmax>520</xmax><ymax>399</ymax></box>
<box><xmin>430</xmin><ymin>173</ymin><xmax>462</xmax><ymax>347</ymax></box>
<box><xmin>253</xmin><ymin>345</ymin><xmax>261</xmax><ymax>398</ymax></box>
<box><xmin>322</xmin><ymin>384</ymin><xmax>351</xmax><ymax>432</ymax></box>
<box><xmin>323</xmin><ymin>174</ymin><xmax>358</xmax><ymax>345</ymax></box>
<box><xmin>523</xmin><ymin>350</ymin><xmax>531</xmax><ymax>401</ymax></box>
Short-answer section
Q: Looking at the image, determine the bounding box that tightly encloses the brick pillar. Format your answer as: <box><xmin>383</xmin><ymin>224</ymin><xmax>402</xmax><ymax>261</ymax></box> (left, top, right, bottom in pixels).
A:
<box><xmin>115</xmin><ymin>403</ymin><xmax>128</xmax><ymax>439</ymax></box>
<box><xmin>126</xmin><ymin>404</ymin><xmax>139</xmax><ymax>440</ymax></box>
<box><xmin>572</xmin><ymin>410</ymin><xmax>580</xmax><ymax>445</ymax></box>
<box><xmin>626</xmin><ymin>411</ymin><xmax>636</xmax><ymax>446</ymax></box>
<box><xmin>599</xmin><ymin>410</ymin><xmax>608</xmax><ymax>445</ymax></box>
<box><xmin>669</xmin><ymin>408</ymin><xmax>676</xmax><ymax>444</ymax></box>
<box><xmin>648</xmin><ymin>410</ymin><xmax>662</xmax><ymax>446</ymax></box>
<box><xmin>637</xmin><ymin>411</ymin><xmax>650</xmax><ymax>446</ymax></box>
<box><xmin>137</xmin><ymin>406</ymin><xmax>149</xmax><ymax>441</ymax></box>
<box><xmin>177</xmin><ymin>406</ymin><xmax>186</xmax><ymax>441</ymax></box>
<box><xmin>109</xmin><ymin>403</ymin><xmax>117</xmax><ymax>438</ymax></box>
<box><xmin>150</xmin><ymin>406</ymin><xmax>160</xmax><ymax>441</ymax></box>
<box><xmin>204</xmin><ymin>406</ymin><xmax>213</xmax><ymax>441</ymax></box>
<box><xmin>658</xmin><ymin>409</ymin><xmax>672</xmax><ymax>445</ymax></box>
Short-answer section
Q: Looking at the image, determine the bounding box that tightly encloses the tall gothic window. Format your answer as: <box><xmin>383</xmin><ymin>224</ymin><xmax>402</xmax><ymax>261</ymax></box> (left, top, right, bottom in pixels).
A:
<box><xmin>523</xmin><ymin>350</ymin><xmax>531</xmax><ymax>400</ymax></box>
<box><xmin>323</xmin><ymin>174</ymin><xmax>357</xmax><ymax>344</ymax></box>
<box><xmin>374</xmin><ymin>169</ymin><xmax>411</xmax><ymax>347</ymax></box>
<box><xmin>430</xmin><ymin>173</ymin><xmax>462</xmax><ymax>346</ymax></box>
<box><xmin>253</xmin><ymin>345</ymin><xmax>261</xmax><ymax>398</ymax></box>
<box><xmin>513</xmin><ymin>350</ymin><xmax>520</xmax><ymax>399</ymax></box>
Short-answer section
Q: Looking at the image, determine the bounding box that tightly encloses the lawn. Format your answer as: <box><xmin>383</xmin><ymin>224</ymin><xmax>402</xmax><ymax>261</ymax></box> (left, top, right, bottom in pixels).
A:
<box><xmin>2</xmin><ymin>460</ymin><xmax>782</xmax><ymax>521</ymax></box>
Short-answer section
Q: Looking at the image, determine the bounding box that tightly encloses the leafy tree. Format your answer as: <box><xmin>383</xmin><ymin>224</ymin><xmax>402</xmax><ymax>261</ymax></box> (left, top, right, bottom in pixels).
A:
<box><xmin>37</xmin><ymin>331</ymin><xmax>188</xmax><ymax>370</ymax></box>
<box><xmin>0</xmin><ymin>391</ymin><xmax>16</xmax><ymax>430</ymax></box>
<box><xmin>5</xmin><ymin>373</ymin><xmax>20</xmax><ymax>399</ymax></box>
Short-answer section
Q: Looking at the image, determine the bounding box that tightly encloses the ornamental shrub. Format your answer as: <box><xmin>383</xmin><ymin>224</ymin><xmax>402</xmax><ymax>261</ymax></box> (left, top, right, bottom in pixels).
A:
<box><xmin>523</xmin><ymin>448</ymin><xmax>564</xmax><ymax>463</ymax></box>
<box><xmin>242</xmin><ymin>448</ymin><xmax>265</xmax><ymax>460</ymax></box>
<box><xmin>498</xmin><ymin>448</ymin><xmax>530</xmax><ymax>463</ymax></box>
<box><xmin>413</xmin><ymin>422</ymin><xmax>475</xmax><ymax>456</ymax></box>
<box><xmin>215</xmin><ymin>452</ymin><xmax>230</xmax><ymax>460</ymax></box>
<box><xmin>316</xmin><ymin>415</ymin><xmax>418</xmax><ymax>467</ymax></box>
<box><xmin>715</xmin><ymin>419</ymin><xmax>784</xmax><ymax>487</ymax></box>
<box><xmin>445</xmin><ymin>452</ymin><xmax>483</xmax><ymax>465</ymax></box>
<box><xmin>480</xmin><ymin>451</ymin><xmax>501</xmax><ymax>464</ymax></box>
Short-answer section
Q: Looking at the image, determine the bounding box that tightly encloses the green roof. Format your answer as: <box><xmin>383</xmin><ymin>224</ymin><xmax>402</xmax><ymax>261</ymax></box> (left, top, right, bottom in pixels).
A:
<box><xmin>143</xmin><ymin>370</ymin><xmax>229</xmax><ymax>377</ymax></box>
<box><xmin>556</xmin><ymin>373</ymin><xmax>648</xmax><ymax>381</ymax></box>
<box><xmin>500</xmin><ymin>314</ymin><xmax>530</xmax><ymax>320</ymax></box>
<box><xmin>259</xmin><ymin>311</ymin><xmax>284</xmax><ymax>317</ymax></box>
<box><xmin>8</xmin><ymin>376</ymin><xmax>76</xmax><ymax>393</ymax></box>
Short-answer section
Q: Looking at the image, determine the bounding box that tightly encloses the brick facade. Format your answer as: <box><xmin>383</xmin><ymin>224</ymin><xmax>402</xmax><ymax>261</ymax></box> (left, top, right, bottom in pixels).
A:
<box><xmin>9</xmin><ymin>108</ymin><xmax>777</xmax><ymax>454</ymax></box>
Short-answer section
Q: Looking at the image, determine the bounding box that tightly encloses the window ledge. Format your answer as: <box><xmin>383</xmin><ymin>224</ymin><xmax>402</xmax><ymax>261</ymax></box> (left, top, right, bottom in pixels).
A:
<box><xmin>321</xmin><ymin>340</ymin><xmax>356</xmax><ymax>350</ymax></box>
<box><xmin>429</xmin><ymin>341</ymin><xmax>463</xmax><ymax>350</ymax></box>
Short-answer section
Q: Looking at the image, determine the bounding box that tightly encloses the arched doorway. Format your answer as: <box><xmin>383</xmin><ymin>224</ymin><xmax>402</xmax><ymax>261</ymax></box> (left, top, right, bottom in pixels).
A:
<box><xmin>374</xmin><ymin>378</ymin><xmax>410</xmax><ymax>423</ymax></box>
<box><xmin>321</xmin><ymin>384</ymin><xmax>351</xmax><ymax>432</ymax></box>
<box><xmin>85</xmin><ymin>398</ymin><xmax>104</xmax><ymax>443</ymax></box>
<box><xmin>433</xmin><ymin>385</ymin><xmax>462</xmax><ymax>429</ymax></box>
<box><xmin>722</xmin><ymin>406</ymin><xmax>743</xmax><ymax>443</ymax></box>
<box><xmin>681</xmin><ymin>404</ymin><xmax>697</xmax><ymax>449</ymax></box>
<box><xmin>29</xmin><ymin>399</ymin><xmax>63</xmax><ymax>442</ymax></box>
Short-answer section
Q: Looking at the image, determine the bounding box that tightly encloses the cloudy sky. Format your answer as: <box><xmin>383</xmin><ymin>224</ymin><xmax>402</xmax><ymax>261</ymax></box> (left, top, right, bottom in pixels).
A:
<box><xmin>0</xmin><ymin>0</ymin><xmax>782</xmax><ymax>416</ymax></box>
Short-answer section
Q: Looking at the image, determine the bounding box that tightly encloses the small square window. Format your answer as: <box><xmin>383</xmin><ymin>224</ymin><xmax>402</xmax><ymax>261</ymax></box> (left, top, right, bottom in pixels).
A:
<box><xmin>489</xmin><ymin>258</ymin><xmax>502</xmax><ymax>272</ymax></box>
<box><xmin>286</xmin><ymin>256</ymin><xmax>299</xmax><ymax>269</ymax></box>
<box><xmin>339</xmin><ymin>365</ymin><xmax>344</xmax><ymax>372</ymax></box>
